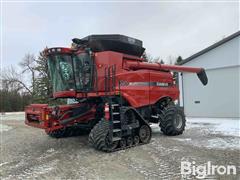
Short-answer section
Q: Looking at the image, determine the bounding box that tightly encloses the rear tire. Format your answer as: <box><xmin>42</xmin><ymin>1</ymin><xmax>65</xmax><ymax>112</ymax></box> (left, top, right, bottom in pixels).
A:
<box><xmin>88</xmin><ymin>119</ymin><xmax>118</xmax><ymax>151</ymax></box>
<box><xmin>159</xmin><ymin>105</ymin><xmax>186</xmax><ymax>136</ymax></box>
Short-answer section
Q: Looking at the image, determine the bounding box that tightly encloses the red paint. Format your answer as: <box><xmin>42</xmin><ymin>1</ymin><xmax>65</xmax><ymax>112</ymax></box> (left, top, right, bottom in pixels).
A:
<box><xmin>25</xmin><ymin>103</ymin><xmax>96</xmax><ymax>131</ymax></box>
<box><xmin>25</xmin><ymin>47</ymin><xmax>207</xmax><ymax>131</ymax></box>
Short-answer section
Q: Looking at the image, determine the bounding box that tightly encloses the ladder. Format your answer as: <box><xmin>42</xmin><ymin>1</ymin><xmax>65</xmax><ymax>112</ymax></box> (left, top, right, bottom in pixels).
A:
<box><xmin>108</xmin><ymin>99</ymin><xmax>122</xmax><ymax>142</ymax></box>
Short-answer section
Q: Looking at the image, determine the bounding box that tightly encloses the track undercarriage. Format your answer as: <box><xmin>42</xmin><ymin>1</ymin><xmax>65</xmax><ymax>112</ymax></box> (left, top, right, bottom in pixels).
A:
<box><xmin>44</xmin><ymin>97</ymin><xmax>152</xmax><ymax>152</ymax></box>
<box><xmin>88</xmin><ymin>101</ymin><xmax>152</xmax><ymax>152</ymax></box>
<box><xmin>42</xmin><ymin>97</ymin><xmax>186</xmax><ymax>152</ymax></box>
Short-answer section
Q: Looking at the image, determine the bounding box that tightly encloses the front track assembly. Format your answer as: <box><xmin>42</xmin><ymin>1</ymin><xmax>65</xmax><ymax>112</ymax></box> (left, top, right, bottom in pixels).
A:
<box><xmin>46</xmin><ymin>104</ymin><xmax>152</xmax><ymax>152</ymax></box>
<box><xmin>88</xmin><ymin>106</ymin><xmax>152</xmax><ymax>152</ymax></box>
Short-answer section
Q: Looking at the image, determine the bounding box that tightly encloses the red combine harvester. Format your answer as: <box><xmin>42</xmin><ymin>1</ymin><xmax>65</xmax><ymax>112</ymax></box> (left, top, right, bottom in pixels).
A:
<box><xmin>25</xmin><ymin>35</ymin><xmax>208</xmax><ymax>152</ymax></box>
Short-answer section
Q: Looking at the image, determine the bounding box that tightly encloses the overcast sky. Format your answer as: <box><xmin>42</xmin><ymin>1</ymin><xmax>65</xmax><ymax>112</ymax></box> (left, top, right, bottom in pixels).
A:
<box><xmin>1</xmin><ymin>1</ymin><xmax>239</xmax><ymax>67</ymax></box>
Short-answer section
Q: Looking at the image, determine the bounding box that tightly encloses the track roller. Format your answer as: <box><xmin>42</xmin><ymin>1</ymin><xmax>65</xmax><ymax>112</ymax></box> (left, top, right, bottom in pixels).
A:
<box><xmin>126</xmin><ymin>136</ymin><xmax>133</xmax><ymax>146</ymax></box>
<box><xmin>139</xmin><ymin>125</ymin><xmax>151</xmax><ymax>143</ymax></box>
<box><xmin>133</xmin><ymin>135</ymin><xmax>140</xmax><ymax>145</ymax></box>
<box><xmin>119</xmin><ymin>138</ymin><xmax>127</xmax><ymax>148</ymax></box>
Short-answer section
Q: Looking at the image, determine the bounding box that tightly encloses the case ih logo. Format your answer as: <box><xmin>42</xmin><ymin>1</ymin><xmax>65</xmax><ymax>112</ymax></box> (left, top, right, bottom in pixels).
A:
<box><xmin>119</xmin><ymin>80</ymin><xmax>129</xmax><ymax>86</ymax></box>
<box><xmin>120</xmin><ymin>81</ymin><xmax>170</xmax><ymax>87</ymax></box>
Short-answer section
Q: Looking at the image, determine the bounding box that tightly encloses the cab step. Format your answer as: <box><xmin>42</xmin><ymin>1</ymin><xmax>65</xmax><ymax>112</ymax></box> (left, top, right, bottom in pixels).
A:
<box><xmin>112</xmin><ymin>137</ymin><xmax>121</xmax><ymax>141</ymax></box>
<box><xmin>113</xmin><ymin>120</ymin><xmax>120</xmax><ymax>123</ymax></box>
<box><xmin>113</xmin><ymin>112</ymin><xmax>120</xmax><ymax>115</ymax></box>
<box><xmin>113</xmin><ymin>129</ymin><xmax>121</xmax><ymax>133</ymax></box>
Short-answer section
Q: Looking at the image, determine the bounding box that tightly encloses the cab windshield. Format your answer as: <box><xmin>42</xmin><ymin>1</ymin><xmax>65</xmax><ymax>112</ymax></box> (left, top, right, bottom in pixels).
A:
<box><xmin>47</xmin><ymin>52</ymin><xmax>93</xmax><ymax>93</ymax></box>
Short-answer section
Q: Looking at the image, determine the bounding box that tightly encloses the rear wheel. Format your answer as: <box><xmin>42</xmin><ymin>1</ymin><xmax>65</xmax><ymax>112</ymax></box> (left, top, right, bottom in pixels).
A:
<box><xmin>159</xmin><ymin>105</ymin><xmax>186</xmax><ymax>136</ymax></box>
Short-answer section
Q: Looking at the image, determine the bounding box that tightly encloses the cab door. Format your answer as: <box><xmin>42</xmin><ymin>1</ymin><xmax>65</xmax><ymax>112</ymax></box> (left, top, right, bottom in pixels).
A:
<box><xmin>73</xmin><ymin>52</ymin><xmax>94</xmax><ymax>92</ymax></box>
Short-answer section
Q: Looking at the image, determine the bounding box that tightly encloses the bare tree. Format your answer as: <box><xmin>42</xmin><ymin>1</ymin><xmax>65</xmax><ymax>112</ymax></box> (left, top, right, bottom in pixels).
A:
<box><xmin>166</xmin><ymin>55</ymin><xmax>177</xmax><ymax>65</ymax></box>
<box><xmin>19</xmin><ymin>54</ymin><xmax>37</xmax><ymax>95</ymax></box>
<box><xmin>1</xmin><ymin>66</ymin><xmax>32</xmax><ymax>95</ymax></box>
<box><xmin>1</xmin><ymin>53</ymin><xmax>37</xmax><ymax>96</ymax></box>
<box><xmin>142</xmin><ymin>52</ymin><xmax>162</xmax><ymax>63</ymax></box>
<box><xmin>159</xmin><ymin>59</ymin><xmax>165</xmax><ymax>64</ymax></box>
<box><xmin>142</xmin><ymin>52</ymin><xmax>154</xmax><ymax>62</ymax></box>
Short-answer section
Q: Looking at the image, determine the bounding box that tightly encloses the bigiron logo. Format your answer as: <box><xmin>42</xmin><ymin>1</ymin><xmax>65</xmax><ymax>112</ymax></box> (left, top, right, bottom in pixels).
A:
<box><xmin>181</xmin><ymin>161</ymin><xmax>237</xmax><ymax>179</ymax></box>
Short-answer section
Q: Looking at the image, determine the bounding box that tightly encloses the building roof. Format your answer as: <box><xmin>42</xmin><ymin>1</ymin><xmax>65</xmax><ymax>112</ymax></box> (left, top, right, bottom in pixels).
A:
<box><xmin>179</xmin><ymin>31</ymin><xmax>240</xmax><ymax>65</ymax></box>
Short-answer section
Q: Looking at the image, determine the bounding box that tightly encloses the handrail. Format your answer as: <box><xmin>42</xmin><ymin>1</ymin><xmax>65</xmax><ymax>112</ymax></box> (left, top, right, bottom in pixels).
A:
<box><xmin>104</xmin><ymin>64</ymin><xmax>116</xmax><ymax>95</ymax></box>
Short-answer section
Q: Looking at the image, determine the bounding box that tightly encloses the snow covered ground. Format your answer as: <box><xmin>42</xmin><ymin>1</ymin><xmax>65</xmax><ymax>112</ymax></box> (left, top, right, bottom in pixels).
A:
<box><xmin>0</xmin><ymin>113</ymin><xmax>239</xmax><ymax>179</ymax></box>
<box><xmin>150</xmin><ymin>117</ymin><xmax>240</xmax><ymax>150</ymax></box>
<box><xmin>0</xmin><ymin>112</ymin><xmax>239</xmax><ymax>137</ymax></box>
<box><xmin>184</xmin><ymin>117</ymin><xmax>239</xmax><ymax>150</ymax></box>
<box><xmin>0</xmin><ymin>124</ymin><xmax>13</xmax><ymax>132</ymax></box>
<box><xmin>0</xmin><ymin>112</ymin><xmax>25</xmax><ymax>121</ymax></box>
<box><xmin>1</xmin><ymin>112</ymin><xmax>239</xmax><ymax>149</ymax></box>
<box><xmin>0</xmin><ymin>112</ymin><xmax>24</xmax><ymax>132</ymax></box>
<box><xmin>186</xmin><ymin>117</ymin><xmax>240</xmax><ymax>137</ymax></box>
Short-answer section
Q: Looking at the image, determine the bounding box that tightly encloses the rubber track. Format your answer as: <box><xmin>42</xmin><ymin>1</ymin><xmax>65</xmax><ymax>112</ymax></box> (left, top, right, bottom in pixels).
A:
<box><xmin>89</xmin><ymin>119</ymin><xmax>151</xmax><ymax>152</ymax></box>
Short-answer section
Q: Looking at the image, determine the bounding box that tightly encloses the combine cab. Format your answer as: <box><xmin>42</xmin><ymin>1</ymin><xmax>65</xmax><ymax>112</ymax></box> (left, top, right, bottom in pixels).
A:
<box><xmin>25</xmin><ymin>34</ymin><xmax>208</xmax><ymax>152</ymax></box>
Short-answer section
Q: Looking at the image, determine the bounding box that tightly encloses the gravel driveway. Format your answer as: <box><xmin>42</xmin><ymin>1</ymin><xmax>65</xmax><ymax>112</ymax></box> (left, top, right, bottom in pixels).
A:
<box><xmin>0</xmin><ymin>113</ymin><xmax>239</xmax><ymax>180</ymax></box>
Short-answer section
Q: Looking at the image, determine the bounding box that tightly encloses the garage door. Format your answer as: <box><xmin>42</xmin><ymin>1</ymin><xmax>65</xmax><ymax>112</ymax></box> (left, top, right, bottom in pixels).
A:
<box><xmin>182</xmin><ymin>66</ymin><xmax>239</xmax><ymax>118</ymax></box>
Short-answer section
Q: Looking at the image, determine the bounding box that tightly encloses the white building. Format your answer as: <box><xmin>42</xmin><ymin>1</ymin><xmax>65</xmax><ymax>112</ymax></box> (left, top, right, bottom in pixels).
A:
<box><xmin>179</xmin><ymin>31</ymin><xmax>240</xmax><ymax>118</ymax></box>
